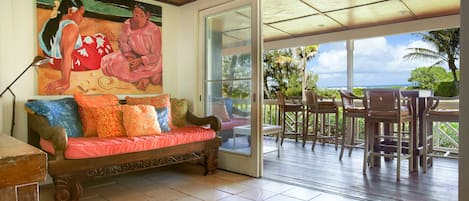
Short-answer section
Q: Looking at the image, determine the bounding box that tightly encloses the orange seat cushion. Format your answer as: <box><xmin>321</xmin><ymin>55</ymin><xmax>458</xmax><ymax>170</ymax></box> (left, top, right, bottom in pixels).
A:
<box><xmin>40</xmin><ymin>126</ymin><xmax>216</xmax><ymax>159</ymax></box>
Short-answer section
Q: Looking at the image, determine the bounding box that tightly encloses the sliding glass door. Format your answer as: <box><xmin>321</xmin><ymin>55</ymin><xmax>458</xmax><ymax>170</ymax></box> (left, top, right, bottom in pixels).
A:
<box><xmin>199</xmin><ymin>0</ymin><xmax>262</xmax><ymax>177</ymax></box>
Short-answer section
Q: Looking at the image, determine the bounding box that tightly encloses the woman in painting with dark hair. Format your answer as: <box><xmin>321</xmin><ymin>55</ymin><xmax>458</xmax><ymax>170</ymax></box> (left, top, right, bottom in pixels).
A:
<box><xmin>39</xmin><ymin>0</ymin><xmax>113</xmax><ymax>94</ymax></box>
<box><xmin>101</xmin><ymin>3</ymin><xmax>162</xmax><ymax>90</ymax></box>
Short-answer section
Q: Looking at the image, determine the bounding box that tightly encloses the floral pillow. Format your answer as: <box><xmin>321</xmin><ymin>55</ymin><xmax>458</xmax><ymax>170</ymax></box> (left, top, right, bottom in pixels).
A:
<box><xmin>74</xmin><ymin>92</ymin><xmax>119</xmax><ymax>137</ymax></box>
<box><xmin>25</xmin><ymin>98</ymin><xmax>83</xmax><ymax>137</ymax></box>
<box><xmin>122</xmin><ymin>105</ymin><xmax>161</xmax><ymax>137</ymax></box>
<box><xmin>125</xmin><ymin>94</ymin><xmax>174</xmax><ymax>128</ymax></box>
<box><xmin>95</xmin><ymin>105</ymin><xmax>126</xmax><ymax>138</ymax></box>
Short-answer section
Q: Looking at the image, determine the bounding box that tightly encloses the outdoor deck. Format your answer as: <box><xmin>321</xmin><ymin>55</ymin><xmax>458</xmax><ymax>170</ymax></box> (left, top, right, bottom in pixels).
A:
<box><xmin>262</xmin><ymin>137</ymin><xmax>458</xmax><ymax>201</ymax></box>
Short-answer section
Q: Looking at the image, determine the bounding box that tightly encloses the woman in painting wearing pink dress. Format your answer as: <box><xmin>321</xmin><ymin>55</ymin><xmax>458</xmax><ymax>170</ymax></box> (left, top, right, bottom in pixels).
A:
<box><xmin>101</xmin><ymin>3</ymin><xmax>162</xmax><ymax>90</ymax></box>
<box><xmin>39</xmin><ymin>0</ymin><xmax>113</xmax><ymax>94</ymax></box>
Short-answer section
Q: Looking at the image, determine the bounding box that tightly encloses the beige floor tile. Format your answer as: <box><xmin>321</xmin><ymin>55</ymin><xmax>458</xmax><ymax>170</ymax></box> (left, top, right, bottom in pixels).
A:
<box><xmin>142</xmin><ymin>186</ymin><xmax>188</xmax><ymax>201</ymax></box>
<box><xmin>192</xmin><ymin>175</ymin><xmax>235</xmax><ymax>188</ymax></box>
<box><xmin>237</xmin><ymin>187</ymin><xmax>278</xmax><ymax>201</ymax></box>
<box><xmin>259</xmin><ymin>181</ymin><xmax>295</xmax><ymax>193</ymax></box>
<box><xmin>264</xmin><ymin>194</ymin><xmax>304</xmax><ymax>201</ymax></box>
<box><xmin>171</xmin><ymin>182</ymin><xmax>214</xmax><ymax>195</ymax></box>
<box><xmin>103</xmin><ymin>192</ymin><xmax>152</xmax><ymax>201</ymax></box>
<box><xmin>218</xmin><ymin>194</ymin><xmax>253</xmax><ymax>201</ymax></box>
<box><xmin>80</xmin><ymin>195</ymin><xmax>109</xmax><ymax>201</ymax></box>
<box><xmin>191</xmin><ymin>188</ymin><xmax>232</xmax><ymax>201</ymax></box>
<box><xmin>214</xmin><ymin>171</ymin><xmax>252</xmax><ymax>182</ymax></box>
<box><xmin>216</xmin><ymin>182</ymin><xmax>251</xmax><ymax>194</ymax></box>
<box><xmin>281</xmin><ymin>186</ymin><xmax>322</xmax><ymax>200</ymax></box>
<box><xmin>172</xmin><ymin>196</ymin><xmax>202</xmax><ymax>201</ymax></box>
<box><xmin>309</xmin><ymin>193</ymin><xmax>359</xmax><ymax>201</ymax></box>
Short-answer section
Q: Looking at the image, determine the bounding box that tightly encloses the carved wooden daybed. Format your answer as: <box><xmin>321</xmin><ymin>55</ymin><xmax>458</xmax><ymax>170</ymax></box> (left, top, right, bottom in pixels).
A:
<box><xmin>27</xmin><ymin>99</ymin><xmax>222</xmax><ymax>201</ymax></box>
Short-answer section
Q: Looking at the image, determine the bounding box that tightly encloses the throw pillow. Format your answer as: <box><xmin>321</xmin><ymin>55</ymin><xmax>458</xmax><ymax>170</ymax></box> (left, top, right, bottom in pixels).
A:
<box><xmin>24</xmin><ymin>98</ymin><xmax>83</xmax><ymax>137</ymax></box>
<box><xmin>125</xmin><ymin>94</ymin><xmax>174</xmax><ymax>128</ymax></box>
<box><xmin>74</xmin><ymin>92</ymin><xmax>119</xmax><ymax>137</ymax></box>
<box><xmin>170</xmin><ymin>98</ymin><xmax>188</xmax><ymax>127</ymax></box>
<box><xmin>155</xmin><ymin>107</ymin><xmax>171</xmax><ymax>132</ymax></box>
<box><xmin>95</xmin><ymin>105</ymin><xmax>126</xmax><ymax>138</ymax></box>
<box><xmin>122</xmin><ymin>105</ymin><xmax>161</xmax><ymax>137</ymax></box>
<box><xmin>212</xmin><ymin>97</ymin><xmax>233</xmax><ymax>117</ymax></box>
<box><xmin>211</xmin><ymin>101</ymin><xmax>231</xmax><ymax>122</ymax></box>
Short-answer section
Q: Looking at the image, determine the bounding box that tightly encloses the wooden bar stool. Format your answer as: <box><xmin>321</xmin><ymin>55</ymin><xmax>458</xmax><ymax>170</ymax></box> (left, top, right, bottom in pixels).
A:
<box><xmin>338</xmin><ymin>90</ymin><xmax>365</xmax><ymax>160</ymax></box>
<box><xmin>304</xmin><ymin>90</ymin><xmax>339</xmax><ymax>151</ymax></box>
<box><xmin>363</xmin><ymin>88</ymin><xmax>414</xmax><ymax>181</ymax></box>
<box><xmin>422</xmin><ymin>96</ymin><xmax>459</xmax><ymax>172</ymax></box>
<box><xmin>277</xmin><ymin>91</ymin><xmax>304</xmax><ymax>145</ymax></box>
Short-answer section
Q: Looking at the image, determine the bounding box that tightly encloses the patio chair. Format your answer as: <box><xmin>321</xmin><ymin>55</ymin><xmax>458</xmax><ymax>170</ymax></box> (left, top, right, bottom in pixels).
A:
<box><xmin>422</xmin><ymin>96</ymin><xmax>459</xmax><ymax>173</ymax></box>
<box><xmin>304</xmin><ymin>90</ymin><xmax>339</xmax><ymax>151</ymax></box>
<box><xmin>277</xmin><ymin>91</ymin><xmax>304</xmax><ymax>145</ymax></box>
<box><xmin>338</xmin><ymin>90</ymin><xmax>365</xmax><ymax>160</ymax></box>
<box><xmin>363</xmin><ymin>88</ymin><xmax>414</xmax><ymax>181</ymax></box>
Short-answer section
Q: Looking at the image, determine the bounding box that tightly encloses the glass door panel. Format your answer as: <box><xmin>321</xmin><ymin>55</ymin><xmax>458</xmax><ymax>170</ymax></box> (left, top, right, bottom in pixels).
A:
<box><xmin>201</xmin><ymin>1</ymin><xmax>262</xmax><ymax>177</ymax></box>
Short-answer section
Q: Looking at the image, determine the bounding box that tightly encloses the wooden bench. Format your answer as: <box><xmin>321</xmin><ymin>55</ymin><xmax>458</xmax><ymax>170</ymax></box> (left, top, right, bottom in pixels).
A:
<box><xmin>27</xmin><ymin>105</ymin><xmax>221</xmax><ymax>201</ymax></box>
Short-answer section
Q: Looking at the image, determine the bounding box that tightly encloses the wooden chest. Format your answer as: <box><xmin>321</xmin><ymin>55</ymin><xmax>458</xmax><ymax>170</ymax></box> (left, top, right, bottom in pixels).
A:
<box><xmin>0</xmin><ymin>134</ymin><xmax>46</xmax><ymax>201</ymax></box>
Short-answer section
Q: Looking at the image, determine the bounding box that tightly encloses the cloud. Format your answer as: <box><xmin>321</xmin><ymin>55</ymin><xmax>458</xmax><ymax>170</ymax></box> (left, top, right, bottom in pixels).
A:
<box><xmin>308</xmin><ymin>35</ymin><xmax>442</xmax><ymax>87</ymax></box>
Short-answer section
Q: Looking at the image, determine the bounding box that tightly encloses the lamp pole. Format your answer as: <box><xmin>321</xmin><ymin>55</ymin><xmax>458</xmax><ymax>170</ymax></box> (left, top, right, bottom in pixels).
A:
<box><xmin>0</xmin><ymin>56</ymin><xmax>52</xmax><ymax>136</ymax></box>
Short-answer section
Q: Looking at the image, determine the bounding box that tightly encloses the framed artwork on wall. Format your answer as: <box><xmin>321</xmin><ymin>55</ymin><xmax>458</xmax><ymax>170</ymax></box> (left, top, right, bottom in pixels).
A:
<box><xmin>36</xmin><ymin>0</ymin><xmax>163</xmax><ymax>95</ymax></box>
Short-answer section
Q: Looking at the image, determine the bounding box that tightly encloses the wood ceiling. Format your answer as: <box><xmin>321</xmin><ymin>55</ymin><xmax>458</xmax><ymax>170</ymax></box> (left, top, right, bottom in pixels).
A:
<box><xmin>151</xmin><ymin>0</ymin><xmax>459</xmax><ymax>49</ymax></box>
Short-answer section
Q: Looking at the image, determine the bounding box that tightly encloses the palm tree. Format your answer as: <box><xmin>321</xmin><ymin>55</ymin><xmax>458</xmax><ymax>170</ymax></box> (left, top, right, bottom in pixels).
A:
<box><xmin>404</xmin><ymin>28</ymin><xmax>460</xmax><ymax>85</ymax></box>
<box><xmin>294</xmin><ymin>45</ymin><xmax>319</xmax><ymax>99</ymax></box>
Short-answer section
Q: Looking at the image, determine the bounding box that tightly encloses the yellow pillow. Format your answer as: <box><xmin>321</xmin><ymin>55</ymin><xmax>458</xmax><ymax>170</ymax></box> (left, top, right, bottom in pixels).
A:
<box><xmin>170</xmin><ymin>98</ymin><xmax>188</xmax><ymax>127</ymax></box>
<box><xmin>96</xmin><ymin>106</ymin><xmax>126</xmax><ymax>138</ymax></box>
<box><xmin>74</xmin><ymin>92</ymin><xmax>120</xmax><ymax>137</ymax></box>
<box><xmin>125</xmin><ymin>94</ymin><xmax>174</xmax><ymax>128</ymax></box>
<box><xmin>122</xmin><ymin>105</ymin><xmax>161</xmax><ymax>137</ymax></box>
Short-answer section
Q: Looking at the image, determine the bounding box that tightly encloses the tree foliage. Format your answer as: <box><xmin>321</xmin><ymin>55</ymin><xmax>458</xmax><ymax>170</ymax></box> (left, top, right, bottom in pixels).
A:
<box><xmin>404</xmin><ymin>28</ymin><xmax>460</xmax><ymax>84</ymax></box>
<box><xmin>263</xmin><ymin>45</ymin><xmax>319</xmax><ymax>98</ymax></box>
<box><xmin>221</xmin><ymin>54</ymin><xmax>251</xmax><ymax>98</ymax></box>
<box><xmin>408</xmin><ymin>66</ymin><xmax>453</xmax><ymax>90</ymax></box>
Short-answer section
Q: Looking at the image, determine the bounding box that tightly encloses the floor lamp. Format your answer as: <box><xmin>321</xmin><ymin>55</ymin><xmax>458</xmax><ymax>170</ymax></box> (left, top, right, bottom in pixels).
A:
<box><xmin>0</xmin><ymin>56</ymin><xmax>52</xmax><ymax>136</ymax></box>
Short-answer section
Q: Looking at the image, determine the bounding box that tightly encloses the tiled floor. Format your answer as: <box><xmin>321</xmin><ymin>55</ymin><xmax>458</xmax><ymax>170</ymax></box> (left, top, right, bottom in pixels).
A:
<box><xmin>39</xmin><ymin>163</ymin><xmax>361</xmax><ymax>201</ymax></box>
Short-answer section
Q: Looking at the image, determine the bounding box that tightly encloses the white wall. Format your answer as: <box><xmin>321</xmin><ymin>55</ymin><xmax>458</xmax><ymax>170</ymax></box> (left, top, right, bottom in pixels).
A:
<box><xmin>0</xmin><ymin>0</ymin><xmax>37</xmax><ymax>140</ymax></box>
<box><xmin>0</xmin><ymin>0</ymin><xmax>183</xmax><ymax>141</ymax></box>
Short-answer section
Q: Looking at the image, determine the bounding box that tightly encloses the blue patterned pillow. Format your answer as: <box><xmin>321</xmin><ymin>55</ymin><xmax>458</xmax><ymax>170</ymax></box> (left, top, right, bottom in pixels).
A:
<box><xmin>25</xmin><ymin>98</ymin><xmax>83</xmax><ymax>137</ymax></box>
<box><xmin>155</xmin><ymin>107</ymin><xmax>171</xmax><ymax>132</ymax></box>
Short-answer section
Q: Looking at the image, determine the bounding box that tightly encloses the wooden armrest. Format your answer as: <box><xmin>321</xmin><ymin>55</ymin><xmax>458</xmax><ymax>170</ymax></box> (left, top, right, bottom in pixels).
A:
<box><xmin>186</xmin><ymin>111</ymin><xmax>222</xmax><ymax>131</ymax></box>
<box><xmin>28</xmin><ymin>113</ymin><xmax>68</xmax><ymax>156</ymax></box>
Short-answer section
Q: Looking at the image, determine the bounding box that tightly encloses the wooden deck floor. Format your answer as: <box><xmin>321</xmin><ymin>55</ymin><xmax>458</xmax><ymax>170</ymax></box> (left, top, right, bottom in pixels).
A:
<box><xmin>262</xmin><ymin>138</ymin><xmax>458</xmax><ymax>201</ymax></box>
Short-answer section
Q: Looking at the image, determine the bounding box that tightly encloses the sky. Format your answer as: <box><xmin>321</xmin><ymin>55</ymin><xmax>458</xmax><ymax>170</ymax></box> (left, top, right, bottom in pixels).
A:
<box><xmin>307</xmin><ymin>32</ymin><xmax>449</xmax><ymax>88</ymax></box>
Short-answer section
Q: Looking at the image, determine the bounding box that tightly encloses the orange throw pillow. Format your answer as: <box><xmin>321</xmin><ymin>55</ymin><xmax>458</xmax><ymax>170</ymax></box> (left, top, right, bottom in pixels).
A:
<box><xmin>74</xmin><ymin>92</ymin><xmax>120</xmax><ymax>137</ymax></box>
<box><xmin>95</xmin><ymin>106</ymin><xmax>126</xmax><ymax>138</ymax></box>
<box><xmin>125</xmin><ymin>94</ymin><xmax>174</xmax><ymax>128</ymax></box>
<box><xmin>122</xmin><ymin>105</ymin><xmax>161</xmax><ymax>137</ymax></box>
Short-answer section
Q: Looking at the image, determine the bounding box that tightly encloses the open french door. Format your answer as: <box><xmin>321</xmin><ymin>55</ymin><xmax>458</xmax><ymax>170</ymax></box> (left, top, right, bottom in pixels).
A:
<box><xmin>199</xmin><ymin>0</ymin><xmax>263</xmax><ymax>177</ymax></box>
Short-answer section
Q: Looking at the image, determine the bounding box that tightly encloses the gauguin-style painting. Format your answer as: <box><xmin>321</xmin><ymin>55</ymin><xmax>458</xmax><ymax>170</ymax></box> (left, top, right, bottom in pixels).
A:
<box><xmin>36</xmin><ymin>0</ymin><xmax>162</xmax><ymax>95</ymax></box>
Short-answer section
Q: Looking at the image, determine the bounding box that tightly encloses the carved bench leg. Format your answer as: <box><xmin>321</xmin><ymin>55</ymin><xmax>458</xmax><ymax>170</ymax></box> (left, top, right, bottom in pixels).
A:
<box><xmin>204</xmin><ymin>148</ymin><xmax>218</xmax><ymax>175</ymax></box>
<box><xmin>53</xmin><ymin>176</ymin><xmax>82</xmax><ymax>201</ymax></box>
